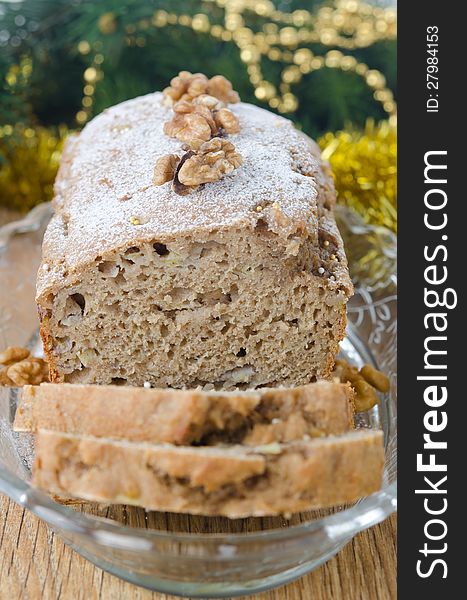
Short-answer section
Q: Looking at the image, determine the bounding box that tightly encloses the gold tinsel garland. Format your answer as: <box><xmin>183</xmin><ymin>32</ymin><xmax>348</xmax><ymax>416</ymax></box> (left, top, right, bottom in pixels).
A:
<box><xmin>318</xmin><ymin>119</ymin><xmax>397</xmax><ymax>232</ymax></box>
<box><xmin>0</xmin><ymin>125</ymin><xmax>68</xmax><ymax>213</ymax></box>
<box><xmin>0</xmin><ymin>121</ymin><xmax>397</xmax><ymax>235</ymax></box>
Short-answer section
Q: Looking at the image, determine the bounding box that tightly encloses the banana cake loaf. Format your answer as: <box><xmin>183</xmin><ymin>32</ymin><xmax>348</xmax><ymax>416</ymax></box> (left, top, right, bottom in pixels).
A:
<box><xmin>36</xmin><ymin>87</ymin><xmax>353</xmax><ymax>388</ymax></box>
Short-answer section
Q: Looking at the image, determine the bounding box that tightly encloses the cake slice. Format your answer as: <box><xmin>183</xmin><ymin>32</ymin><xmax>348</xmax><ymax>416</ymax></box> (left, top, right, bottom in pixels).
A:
<box><xmin>14</xmin><ymin>381</ymin><xmax>354</xmax><ymax>445</ymax></box>
<box><xmin>36</xmin><ymin>87</ymin><xmax>352</xmax><ymax>389</ymax></box>
<box><xmin>32</xmin><ymin>429</ymin><xmax>383</xmax><ymax>517</ymax></box>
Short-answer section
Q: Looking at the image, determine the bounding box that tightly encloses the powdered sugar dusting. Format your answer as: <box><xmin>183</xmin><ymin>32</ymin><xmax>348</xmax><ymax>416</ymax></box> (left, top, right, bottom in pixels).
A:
<box><xmin>38</xmin><ymin>92</ymin><xmax>327</xmax><ymax>297</ymax></box>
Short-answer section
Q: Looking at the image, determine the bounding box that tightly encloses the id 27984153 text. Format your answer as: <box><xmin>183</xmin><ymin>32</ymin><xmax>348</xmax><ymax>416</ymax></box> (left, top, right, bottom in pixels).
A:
<box><xmin>426</xmin><ymin>25</ymin><xmax>439</xmax><ymax>113</ymax></box>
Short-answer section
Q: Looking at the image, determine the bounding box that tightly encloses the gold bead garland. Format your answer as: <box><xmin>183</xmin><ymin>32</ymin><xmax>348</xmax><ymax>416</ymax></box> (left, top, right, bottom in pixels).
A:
<box><xmin>77</xmin><ymin>49</ymin><xmax>105</xmax><ymax>125</ymax></box>
<box><xmin>98</xmin><ymin>12</ymin><xmax>118</xmax><ymax>35</ymax></box>
<box><xmin>76</xmin><ymin>0</ymin><xmax>396</xmax><ymax>124</ymax></box>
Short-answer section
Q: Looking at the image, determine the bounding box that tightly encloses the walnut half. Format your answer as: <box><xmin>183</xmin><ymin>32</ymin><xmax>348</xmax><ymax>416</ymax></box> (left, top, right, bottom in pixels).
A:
<box><xmin>7</xmin><ymin>358</ymin><xmax>50</xmax><ymax>386</ymax></box>
<box><xmin>154</xmin><ymin>138</ymin><xmax>243</xmax><ymax>195</ymax></box>
<box><xmin>214</xmin><ymin>108</ymin><xmax>240</xmax><ymax>134</ymax></box>
<box><xmin>162</xmin><ymin>71</ymin><xmax>240</xmax><ymax>105</ymax></box>
<box><xmin>333</xmin><ymin>359</ymin><xmax>390</xmax><ymax>413</ymax></box>
<box><xmin>0</xmin><ymin>345</ymin><xmax>49</xmax><ymax>386</ymax></box>
<box><xmin>164</xmin><ymin>100</ymin><xmax>240</xmax><ymax>146</ymax></box>
<box><xmin>163</xmin><ymin>112</ymin><xmax>212</xmax><ymax>145</ymax></box>
<box><xmin>0</xmin><ymin>346</ymin><xmax>30</xmax><ymax>366</ymax></box>
<box><xmin>178</xmin><ymin>138</ymin><xmax>243</xmax><ymax>187</ymax></box>
<box><xmin>153</xmin><ymin>154</ymin><xmax>180</xmax><ymax>186</ymax></box>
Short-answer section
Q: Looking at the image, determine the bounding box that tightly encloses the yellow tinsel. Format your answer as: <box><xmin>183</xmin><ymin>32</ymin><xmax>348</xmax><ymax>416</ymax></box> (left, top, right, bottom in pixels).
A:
<box><xmin>0</xmin><ymin>125</ymin><xmax>68</xmax><ymax>213</ymax></box>
<box><xmin>318</xmin><ymin>119</ymin><xmax>397</xmax><ymax>232</ymax></box>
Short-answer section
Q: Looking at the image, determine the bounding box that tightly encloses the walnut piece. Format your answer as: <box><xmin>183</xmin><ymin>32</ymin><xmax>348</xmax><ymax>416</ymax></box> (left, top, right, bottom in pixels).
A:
<box><xmin>173</xmin><ymin>101</ymin><xmax>217</xmax><ymax>134</ymax></box>
<box><xmin>207</xmin><ymin>75</ymin><xmax>240</xmax><ymax>104</ymax></box>
<box><xmin>163</xmin><ymin>112</ymin><xmax>212</xmax><ymax>144</ymax></box>
<box><xmin>333</xmin><ymin>359</ymin><xmax>389</xmax><ymax>413</ymax></box>
<box><xmin>214</xmin><ymin>108</ymin><xmax>240</xmax><ymax>134</ymax></box>
<box><xmin>172</xmin><ymin>99</ymin><xmax>196</xmax><ymax>114</ymax></box>
<box><xmin>0</xmin><ymin>368</ymin><xmax>14</xmax><ymax>386</ymax></box>
<box><xmin>172</xmin><ymin>150</ymin><xmax>197</xmax><ymax>196</ymax></box>
<box><xmin>163</xmin><ymin>71</ymin><xmax>240</xmax><ymax>105</ymax></box>
<box><xmin>0</xmin><ymin>346</ymin><xmax>30</xmax><ymax>366</ymax></box>
<box><xmin>360</xmin><ymin>363</ymin><xmax>390</xmax><ymax>393</ymax></box>
<box><xmin>153</xmin><ymin>154</ymin><xmax>180</xmax><ymax>186</ymax></box>
<box><xmin>187</xmin><ymin>74</ymin><xmax>209</xmax><ymax>99</ymax></box>
<box><xmin>352</xmin><ymin>379</ymin><xmax>379</xmax><ymax>413</ymax></box>
<box><xmin>178</xmin><ymin>138</ymin><xmax>243</xmax><ymax>186</ymax></box>
<box><xmin>0</xmin><ymin>345</ymin><xmax>49</xmax><ymax>386</ymax></box>
<box><xmin>160</xmin><ymin>72</ymin><xmax>243</xmax><ymax>194</ymax></box>
<box><xmin>6</xmin><ymin>357</ymin><xmax>49</xmax><ymax>386</ymax></box>
<box><xmin>162</xmin><ymin>71</ymin><xmax>206</xmax><ymax>103</ymax></box>
<box><xmin>166</xmin><ymin>99</ymin><xmax>240</xmax><ymax>145</ymax></box>
<box><xmin>193</xmin><ymin>94</ymin><xmax>225</xmax><ymax>110</ymax></box>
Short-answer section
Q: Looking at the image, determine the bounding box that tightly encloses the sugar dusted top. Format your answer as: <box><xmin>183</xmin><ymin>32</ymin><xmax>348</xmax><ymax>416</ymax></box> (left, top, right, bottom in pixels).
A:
<box><xmin>38</xmin><ymin>92</ymin><xmax>335</xmax><ymax>297</ymax></box>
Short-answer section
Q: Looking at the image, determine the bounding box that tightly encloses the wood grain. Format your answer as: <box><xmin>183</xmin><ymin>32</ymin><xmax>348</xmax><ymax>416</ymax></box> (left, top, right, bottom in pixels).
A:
<box><xmin>0</xmin><ymin>493</ymin><xmax>396</xmax><ymax>600</ymax></box>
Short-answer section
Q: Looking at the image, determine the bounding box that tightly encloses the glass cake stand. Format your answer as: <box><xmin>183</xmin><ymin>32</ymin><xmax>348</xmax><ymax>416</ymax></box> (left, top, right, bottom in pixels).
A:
<box><xmin>0</xmin><ymin>203</ymin><xmax>397</xmax><ymax>597</ymax></box>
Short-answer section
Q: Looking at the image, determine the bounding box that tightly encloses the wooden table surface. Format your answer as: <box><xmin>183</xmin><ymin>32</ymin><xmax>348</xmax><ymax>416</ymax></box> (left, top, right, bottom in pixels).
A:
<box><xmin>0</xmin><ymin>208</ymin><xmax>396</xmax><ymax>600</ymax></box>
<box><xmin>0</xmin><ymin>496</ymin><xmax>396</xmax><ymax>600</ymax></box>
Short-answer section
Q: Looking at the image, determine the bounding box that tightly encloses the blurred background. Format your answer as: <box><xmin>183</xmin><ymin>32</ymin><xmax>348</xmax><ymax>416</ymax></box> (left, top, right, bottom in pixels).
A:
<box><xmin>0</xmin><ymin>0</ymin><xmax>396</xmax><ymax>234</ymax></box>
